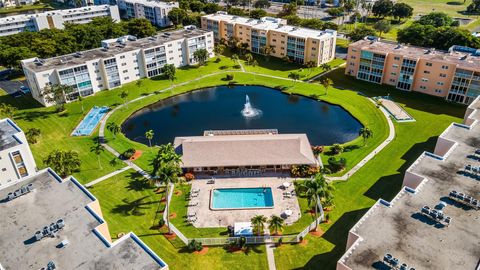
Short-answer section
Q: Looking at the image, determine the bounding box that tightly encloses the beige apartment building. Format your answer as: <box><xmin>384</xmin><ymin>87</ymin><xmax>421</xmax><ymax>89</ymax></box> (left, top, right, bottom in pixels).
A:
<box><xmin>201</xmin><ymin>12</ymin><xmax>336</xmax><ymax>66</ymax></box>
<box><xmin>346</xmin><ymin>37</ymin><xmax>480</xmax><ymax>104</ymax></box>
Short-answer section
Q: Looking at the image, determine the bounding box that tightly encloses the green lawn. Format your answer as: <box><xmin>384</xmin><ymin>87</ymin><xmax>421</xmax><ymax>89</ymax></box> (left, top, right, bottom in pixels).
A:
<box><xmin>88</xmin><ymin>169</ymin><xmax>269</xmax><ymax>270</ymax></box>
<box><xmin>397</xmin><ymin>0</ymin><xmax>474</xmax><ymax>17</ymax></box>
<box><xmin>273</xmin><ymin>68</ymin><xmax>465</xmax><ymax>269</ymax></box>
<box><xmin>0</xmin><ymin>3</ymin><xmax>52</xmax><ymax>14</ymax></box>
<box><xmin>239</xmin><ymin>54</ymin><xmax>345</xmax><ymax>80</ymax></box>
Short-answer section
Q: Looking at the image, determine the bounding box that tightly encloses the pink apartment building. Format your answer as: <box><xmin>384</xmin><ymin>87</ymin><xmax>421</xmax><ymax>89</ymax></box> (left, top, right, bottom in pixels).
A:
<box><xmin>346</xmin><ymin>37</ymin><xmax>480</xmax><ymax>105</ymax></box>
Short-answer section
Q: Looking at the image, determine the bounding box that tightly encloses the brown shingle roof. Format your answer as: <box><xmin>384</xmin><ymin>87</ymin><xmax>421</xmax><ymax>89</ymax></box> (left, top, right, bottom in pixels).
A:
<box><xmin>174</xmin><ymin>134</ymin><xmax>317</xmax><ymax>168</ymax></box>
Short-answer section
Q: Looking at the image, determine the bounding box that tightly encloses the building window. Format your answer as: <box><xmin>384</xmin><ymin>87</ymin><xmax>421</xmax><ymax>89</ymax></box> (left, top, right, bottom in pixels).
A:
<box><xmin>420</xmin><ymin>86</ymin><xmax>427</xmax><ymax>90</ymax></box>
<box><xmin>394</xmin><ymin>56</ymin><xmax>400</xmax><ymax>60</ymax></box>
<box><xmin>437</xmin><ymin>82</ymin><xmax>444</xmax><ymax>86</ymax></box>
<box><xmin>391</xmin><ymin>72</ymin><xmax>396</xmax><ymax>75</ymax></box>
<box><xmin>121</xmin><ymin>63</ymin><xmax>127</xmax><ymax>66</ymax></box>
<box><xmin>389</xmin><ymin>79</ymin><xmax>395</xmax><ymax>82</ymax></box>
<box><xmin>426</xmin><ymin>62</ymin><xmax>432</xmax><ymax>66</ymax></box>
<box><xmin>124</xmin><ymin>77</ymin><xmax>129</xmax><ymax>80</ymax></box>
<box><xmin>441</xmin><ymin>65</ymin><xmax>449</xmax><ymax>70</ymax></box>
<box><xmin>392</xmin><ymin>64</ymin><xmax>398</xmax><ymax>68</ymax></box>
<box><xmin>123</xmin><ymin>70</ymin><xmax>128</xmax><ymax>73</ymax></box>
<box><xmin>424</xmin><ymin>70</ymin><xmax>430</xmax><ymax>74</ymax></box>
<box><xmin>439</xmin><ymin>73</ymin><xmax>447</xmax><ymax>78</ymax></box>
<box><xmin>120</xmin><ymin>55</ymin><xmax>125</xmax><ymax>59</ymax></box>
<box><xmin>422</xmin><ymin>78</ymin><xmax>428</xmax><ymax>82</ymax></box>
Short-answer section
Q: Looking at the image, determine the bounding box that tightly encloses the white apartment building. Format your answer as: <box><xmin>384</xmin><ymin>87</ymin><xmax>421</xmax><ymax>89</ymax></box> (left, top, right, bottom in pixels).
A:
<box><xmin>117</xmin><ymin>0</ymin><xmax>177</xmax><ymax>27</ymax></box>
<box><xmin>201</xmin><ymin>12</ymin><xmax>337</xmax><ymax>66</ymax></box>
<box><xmin>21</xmin><ymin>26</ymin><xmax>214</xmax><ymax>107</ymax></box>
<box><xmin>0</xmin><ymin>5</ymin><xmax>120</xmax><ymax>37</ymax></box>
<box><xmin>0</xmin><ymin>118</ymin><xmax>36</xmax><ymax>189</ymax></box>
<box><xmin>0</xmin><ymin>0</ymin><xmax>34</xmax><ymax>8</ymax></box>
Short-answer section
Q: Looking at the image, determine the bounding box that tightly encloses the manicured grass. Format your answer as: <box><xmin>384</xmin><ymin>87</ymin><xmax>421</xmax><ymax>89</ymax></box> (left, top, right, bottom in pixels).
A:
<box><xmin>273</xmin><ymin>68</ymin><xmax>464</xmax><ymax>270</ymax></box>
<box><xmin>239</xmin><ymin>53</ymin><xmax>345</xmax><ymax>80</ymax></box>
<box><xmin>397</xmin><ymin>0</ymin><xmax>474</xmax><ymax>17</ymax></box>
<box><xmin>0</xmin><ymin>4</ymin><xmax>52</xmax><ymax>14</ymax></box>
<box><xmin>88</xmin><ymin>169</ymin><xmax>269</xmax><ymax>270</ymax></box>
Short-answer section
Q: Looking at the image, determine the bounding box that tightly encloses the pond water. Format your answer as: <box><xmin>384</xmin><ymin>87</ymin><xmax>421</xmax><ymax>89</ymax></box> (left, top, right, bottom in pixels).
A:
<box><xmin>121</xmin><ymin>85</ymin><xmax>362</xmax><ymax>146</ymax></box>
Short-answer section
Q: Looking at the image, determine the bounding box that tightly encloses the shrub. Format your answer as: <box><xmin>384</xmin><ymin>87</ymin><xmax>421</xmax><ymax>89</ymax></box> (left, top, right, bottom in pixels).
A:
<box><xmin>233</xmin><ymin>64</ymin><xmax>242</xmax><ymax>69</ymax></box>
<box><xmin>184</xmin><ymin>172</ymin><xmax>195</xmax><ymax>181</ymax></box>
<box><xmin>187</xmin><ymin>240</ymin><xmax>203</xmax><ymax>252</ymax></box>
<box><xmin>327</xmin><ymin>157</ymin><xmax>347</xmax><ymax>172</ymax></box>
<box><xmin>122</xmin><ymin>148</ymin><xmax>136</xmax><ymax>159</ymax></box>
<box><xmin>225</xmin><ymin>74</ymin><xmax>234</xmax><ymax>81</ymax></box>
<box><xmin>277</xmin><ymin>237</ymin><xmax>283</xmax><ymax>246</ymax></box>
<box><xmin>215</xmin><ymin>57</ymin><xmax>221</xmax><ymax>63</ymax></box>
<box><xmin>291</xmin><ymin>165</ymin><xmax>319</xmax><ymax>177</ymax></box>
<box><xmin>331</xmin><ymin>143</ymin><xmax>344</xmax><ymax>155</ymax></box>
<box><xmin>311</xmin><ymin>145</ymin><xmax>324</xmax><ymax>156</ymax></box>
<box><xmin>158</xmin><ymin>219</ymin><xmax>165</xmax><ymax>228</ymax></box>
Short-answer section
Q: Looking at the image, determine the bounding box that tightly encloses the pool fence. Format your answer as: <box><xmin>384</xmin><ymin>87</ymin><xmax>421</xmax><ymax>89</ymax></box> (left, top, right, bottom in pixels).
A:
<box><xmin>163</xmin><ymin>186</ymin><xmax>324</xmax><ymax>247</ymax></box>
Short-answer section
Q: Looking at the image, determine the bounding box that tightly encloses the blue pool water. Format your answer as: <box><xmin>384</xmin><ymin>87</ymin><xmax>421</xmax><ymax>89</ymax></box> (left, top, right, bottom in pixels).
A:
<box><xmin>72</xmin><ymin>106</ymin><xmax>109</xmax><ymax>136</ymax></box>
<box><xmin>212</xmin><ymin>188</ymin><xmax>274</xmax><ymax>209</ymax></box>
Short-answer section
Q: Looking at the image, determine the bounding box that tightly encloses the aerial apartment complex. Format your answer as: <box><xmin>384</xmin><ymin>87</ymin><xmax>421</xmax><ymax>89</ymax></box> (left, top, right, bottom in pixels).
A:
<box><xmin>337</xmin><ymin>96</ymin><xmax>480</xmax><ymax>270</ymax></box>
<box><xmin>21</xmin><ymin>26</ymin><xmax>214</xmax><ymax>106</ymax></box>
<box><xmin>346</xmin><ymin>37</ymin><xmax>480</xmax><ymax>105</ymax></box>
<box><xmin>0</xmin><ymin>5</ymin><xmax>120</xmax><ymax>37</ymax></box>
<box><xmin>201</xmin><ymin>12</ymin><xmax>337</xmax><ymax>66</ymax></box>
<box><xmin>0</xmin><ymin>118</ymin><xmax>36</xmax><ymax>189</ymax></box>
<box><xmin>117</xmin><ymin>0</ymin><xmax>178</xmax><ymax>27</ymax></box>
<box><xmin>0</xmin><ymin>0</ymin><xmax>34</xmax><ymax>8</ymax></box>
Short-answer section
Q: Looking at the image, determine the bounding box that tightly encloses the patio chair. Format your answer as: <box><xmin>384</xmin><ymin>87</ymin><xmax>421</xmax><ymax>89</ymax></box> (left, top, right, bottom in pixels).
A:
<box><xmin>188</xmin><ymin>201</ymin><xmax>198</xmax><ymax>207</ymax></box>
<box><xmin>191</xmin><ymin>188</ymin><xmax>200</xmax><ymax>193</ymax></box>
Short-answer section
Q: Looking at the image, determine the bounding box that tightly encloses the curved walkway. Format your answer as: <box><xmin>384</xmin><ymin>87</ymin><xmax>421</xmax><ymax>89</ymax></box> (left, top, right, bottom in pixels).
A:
<box><xmin>327</xmin><ymin>100</ymin><xmax>395</xmax><ymax>181</ymax></box>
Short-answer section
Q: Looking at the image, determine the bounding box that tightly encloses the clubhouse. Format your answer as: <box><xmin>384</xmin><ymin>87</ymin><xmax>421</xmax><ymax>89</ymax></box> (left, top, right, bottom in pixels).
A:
<box><xmin>174</xmin><ymin>130</ymin><xmax>319</xmax><ymax>175</ymax></box>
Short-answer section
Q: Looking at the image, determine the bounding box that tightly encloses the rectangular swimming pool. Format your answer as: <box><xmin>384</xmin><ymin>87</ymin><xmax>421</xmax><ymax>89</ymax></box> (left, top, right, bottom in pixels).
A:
<box><xmin>71</xmin><ymin>106</ymin><xmax>109</xmax><ymax>136</ymax></box>
<box><xmin>211</xmin><ymin>187</ymin><xmax>274</xmax><ymax>210</ymax></box>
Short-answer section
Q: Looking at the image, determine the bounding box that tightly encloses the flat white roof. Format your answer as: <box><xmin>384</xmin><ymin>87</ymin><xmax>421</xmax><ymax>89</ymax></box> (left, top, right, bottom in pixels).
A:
<box><xmin>202</xmin><ymin>12</ymin><xmax>336</xmax><ymax>39</ymax></box>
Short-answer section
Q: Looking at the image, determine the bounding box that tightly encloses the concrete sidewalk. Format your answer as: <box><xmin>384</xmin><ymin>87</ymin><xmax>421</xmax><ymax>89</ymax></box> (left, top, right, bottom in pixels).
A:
<box><xmin>84</xmin><ymin>166</ymin><xmax>130</xmax><ymax>187</ymax></box>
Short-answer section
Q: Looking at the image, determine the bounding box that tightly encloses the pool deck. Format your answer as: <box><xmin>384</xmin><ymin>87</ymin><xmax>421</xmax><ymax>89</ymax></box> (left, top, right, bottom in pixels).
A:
<box><xmin>188</xmin><ymin>177</ymin><xmax>301</xmax><ymax>228</ymax></box>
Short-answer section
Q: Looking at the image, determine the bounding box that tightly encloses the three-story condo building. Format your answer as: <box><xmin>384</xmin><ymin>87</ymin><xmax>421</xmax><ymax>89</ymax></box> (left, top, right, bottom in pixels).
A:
<box><xmin>201</xmin><ymin>12</ymin><xmax>337</xmax><ymax>66</ymax></box>
<box><xmin>21</xmin><ymin>26</ymin><xmax>214</xmax><ymax>107</ymax></box>
<box><xmin>0</xmin><ymin>5</ymin><xmax>120</xmax><ymax>37</ymax></box>
<box><xmin>346</xmin><ymin>37</ymin><xmax>480</xmax><ymax>105</ymax></box>
<box><xmin>117</xmin><ymin>0</ymin><xmax>177</xmax><ymax>27</ymax></box>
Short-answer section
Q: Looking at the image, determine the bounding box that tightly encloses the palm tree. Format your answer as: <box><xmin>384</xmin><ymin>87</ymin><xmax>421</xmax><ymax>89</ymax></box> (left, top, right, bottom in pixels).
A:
<box><xmin>119</xmin><ymin>90</ymin><xmax>129</xmax><ymax>107</ymax></box>
<box><xmin>25</xmin><ymin>128</ymin><xmax>41</xmax><ymax>144</ymax></box>
<box><xmin>90</xmin><ymin>142</ymin><xmax>105</xmax><ymax>169</ymax></box>
<box><xmin>251</xmin><ymin>215</ymin><xmax>267</xmax><ymax>236</ymax></box>
<box><xmin>107</xmin><ymin>122</ymin><xmax>121</xmax><ymax>138</ymax></box>
<box><xmin>150</xmin><ymin>144</ymin><xmax>182</xmax><ymax>235</ymax></box>
<box><xmin>288</xmin><ymin>72</ymin><xmax>300</xmax><ymax>85</ymax></box>
<box><xmin>43</xmin><ymin>149</ymin><xmax>81</xmax><ymax>178</ymax></box>
<box><xmin>231</xmin><ymin>54</ymin><xmax>239</xmax><ymax>65</ymax></box>
<box><xmin>78</xmin><ymin>95</ymin><xmax>84</xmax><ymax>113</ymax></box>
<box><xmin>109</xmin><ymin>157</ymin><xmax>119</xmax><ymax>168</ymax></box>
<box><xmin>358</xmin><ymin>127</ymin><xmax>374</xmax><ymax>146</ymax></box>
<box><xmin>320</xmin><ymin>78</ymin><xmax>333</xmax><ymax>95</ymax></box>
<box><xmin>41</xmin><ymin>84</ymin><xmax>74</xmax><ymax>112</ymax></box>
<box><xmin>0</xmin><ymin>104</ymin><xmax>17</xmax><ymax>119</ymax></box>
<box><xmin>244</xmin><ymin>53</ymin><xmax>254</xmax><ymax>65</ymax></box>
<box><xmin>214</xmin><ymin>44</ymin><xmax>226</xmax><ymax>56</ymax></box>
<box><xmin>251</xmin><ymin>59</ymin><xmax>259</xmax><ymax>80</ymax></box>
<box><xmin>268</xmin><ymin>215</ymin><xmax>284</xmax><ymax>235</ymax></box>
<box><xmin>299</xmin><ymin>173</ymin><xmax>335</xmax><ymax>231</ymax></box>
<box><xmin>320</xmin><ymin>63</ymin><xmax>332</xmax><ymax>73</ymax></box>
<box><xmin>305</xmin><ymin>61</ymin><xmax>317</xmax><ymax>76</ymax></box>
<box><xmin>261</xmin><ymin>45</ymin><xmax>275</xmax><ymax>61</ymax></box>
<box><xmin>145</xmin><ymin>129</ymin><xmax>154</xmax><ymax>147</ymax></box>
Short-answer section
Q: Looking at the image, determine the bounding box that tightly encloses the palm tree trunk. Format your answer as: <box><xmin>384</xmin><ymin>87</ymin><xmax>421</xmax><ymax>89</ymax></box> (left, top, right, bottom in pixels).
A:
<box><xmin>166</xmin><ymin>181</ymin><xmax>171</xmax><ymax>234</ymax></box>
<box><xmin>315</xmin><ymin>196</ymin><xmax>319</xmax><ymax>231</ymax></box>
<box><xmin>98</xmin><ymin>155</ymin><xmax>102</xmax><ymax>169</ymax></box>
<box><xmin>149</xmin><ymin>139</ymin><xmax>152</xmax><ymax>147</ymax></box>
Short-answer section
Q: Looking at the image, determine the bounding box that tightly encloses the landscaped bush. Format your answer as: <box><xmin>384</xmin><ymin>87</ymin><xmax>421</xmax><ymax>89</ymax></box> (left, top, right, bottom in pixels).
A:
<box><xmin>327</xmin><ymin>157</ymin><xmax>347</xmax><ymax>173</ymax></box>
<box><xmin>184</xmin><ymin>172</ymin><xmax>195</xmax><ymax>181</ymax></box>
<box><xmin>225</xmin><ymin>74</ymin><xmax>234</xmax><ymax>81</ymax></box>
<box><xmin>158</xmin><ymin>219</ymin><xmax>165</xmax><ymax>228</ymax></box>
<box><xmin>121</xmin><ymin>148</ymin><xmax>136</xmax><ymax>159</ymax></box>
<box><xmin>331</xmin><ymin>143</ymin><xmax>344</xmax><ymax>155</ymax></box>
<box><xmin>215</xmin><ymin>57</ymin><xmax>221</xmax><ymax>63</ymax></box>
<box><xmin>291</xmin><ymin>165</ymin><xmax>319</xmax><ymax>177</ymax></box>
<box><xmin>187</xmin><ymin>240</ymin><xmax>203</xmax><ymax>252</ymax></box>
<box><xmin>233</xmin><ymin>64</ymin><xmax>242</xmax><ymax>69</ymax></box>
<box><xmin>311</xmin><ymin>145</ymin><xmax>324</xmax><ymax>156</ymax></box>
